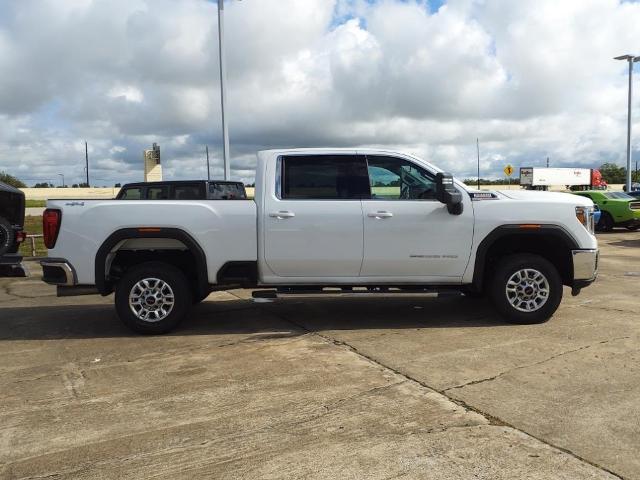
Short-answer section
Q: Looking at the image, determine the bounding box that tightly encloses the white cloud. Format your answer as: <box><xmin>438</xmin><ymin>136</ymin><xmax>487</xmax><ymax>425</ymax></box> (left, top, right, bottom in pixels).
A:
<box><xmin>0</xmin><ymin>0</ymin><xmax>639</xmax><ymax>186</ymax></box>
<box><xmin>108</xmin><ymin>85</ymin><xmax>144</xmax><ymax>103</ymax></box>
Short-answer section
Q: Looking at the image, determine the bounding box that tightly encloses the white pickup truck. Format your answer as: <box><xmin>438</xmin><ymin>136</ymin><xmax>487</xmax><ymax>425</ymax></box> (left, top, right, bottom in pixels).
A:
<box><xmin>41</xmin><ymin>149</ymin><xmax>598</xmax><ymax>334</ymax></box>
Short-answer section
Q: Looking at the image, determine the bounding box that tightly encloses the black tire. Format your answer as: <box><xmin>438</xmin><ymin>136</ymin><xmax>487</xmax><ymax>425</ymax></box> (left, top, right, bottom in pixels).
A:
<box><xmin>488</xmin><ymin>254</ymin><xmax>562</xmax><ymax>325</ymax></box>
<box><xmin>597</xmin><ymin>211</ymin><xmax>614</xmax><ymax>232</ymax></box>
<box><xmin>115</xmin><ymin>261</ymin><xmax>192</xmax><ymax>334</ymax></box>
<box><xmin>0</xmin><ymin>217</ymin><xmax>14</xmax><ymax>256</ymax></box>
<box><xmin>193</xmin><ymin>290</ymin><xmax>211</xmax><ymax>304</ymax></box>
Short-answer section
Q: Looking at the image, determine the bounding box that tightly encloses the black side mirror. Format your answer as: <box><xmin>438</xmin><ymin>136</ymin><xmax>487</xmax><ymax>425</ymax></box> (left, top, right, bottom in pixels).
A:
<box><xmin>436</xmin><ymin>172</ymin><xmax>463</xmax><ymax>215</ymax></box>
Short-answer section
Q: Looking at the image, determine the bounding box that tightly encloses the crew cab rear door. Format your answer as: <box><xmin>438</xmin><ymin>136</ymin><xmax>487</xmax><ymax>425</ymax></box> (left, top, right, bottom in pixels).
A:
<box><xmin>262</xmin><ymin>154</ymin><xmax>368</xmax><ymax>278</ymax></box>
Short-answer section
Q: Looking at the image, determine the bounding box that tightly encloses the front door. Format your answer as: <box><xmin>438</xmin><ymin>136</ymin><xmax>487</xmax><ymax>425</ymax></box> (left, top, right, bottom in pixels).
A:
<box><xmin>360</xmin><ymin>155</ymin><xmax>474</xmax><ymax>281</ymax></box>
<box><xmin>263</xmin><ymin>154</ymin><xmax>369</xmax><ymax>278</ymax></box>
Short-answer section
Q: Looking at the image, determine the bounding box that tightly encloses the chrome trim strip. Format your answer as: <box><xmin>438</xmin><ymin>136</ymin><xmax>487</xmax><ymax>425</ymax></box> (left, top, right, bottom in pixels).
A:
<box><xmin>572</xmin><ymin>249</ymin><xmax>599</xmax><ymax>281</ymax></box>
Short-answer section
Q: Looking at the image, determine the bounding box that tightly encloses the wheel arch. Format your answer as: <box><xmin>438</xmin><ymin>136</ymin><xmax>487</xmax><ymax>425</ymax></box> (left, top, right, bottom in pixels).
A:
<box><xmin>95</xmin><ymin>227</ymin><xmax>208</xmax><ymax>297</ymax></box>
<box><xmin>472</xmin><ymin>224</ymin><xmax>579</xmax><ymax>291</ymax></box>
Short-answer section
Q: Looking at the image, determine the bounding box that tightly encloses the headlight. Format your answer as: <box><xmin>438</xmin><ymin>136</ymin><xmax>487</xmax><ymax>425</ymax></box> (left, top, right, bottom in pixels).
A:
<box><xmin>575</xmin><ymin>206</ymin><xmax>595</xmax><ymax>234</ymax></box>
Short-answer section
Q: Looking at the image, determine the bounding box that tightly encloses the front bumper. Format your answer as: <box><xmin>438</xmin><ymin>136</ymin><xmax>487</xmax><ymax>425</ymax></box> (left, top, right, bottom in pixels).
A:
<box><xmin>40</xmin><ymin>258</ymin><xmax>76</xmax><ymax>286</ymax></box>
<box><xmin>0</xmin><ymin>255</ymin><xmax>29</xmax><ymax>278</ymax></box>
<box><xmin>571</xmin><ymin>249</ymin><xmax>598</xmax><ymax>291</ymax></box>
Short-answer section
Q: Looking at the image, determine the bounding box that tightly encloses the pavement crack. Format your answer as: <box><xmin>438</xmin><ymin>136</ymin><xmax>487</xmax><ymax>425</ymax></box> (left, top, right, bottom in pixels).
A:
<box><xmin>443</xmin><ymin>335</ymin><xmax>631</xmax><ymax>392</ymax></box>
<box><xmin>273</xmin><ymin>310</ymin><xmax>625</xmax><ymax>480</ymax></box>
<box><xmin>215</xmin><ymin>332</ymin><xmax>306</xmax><ymax>348</ymax></box>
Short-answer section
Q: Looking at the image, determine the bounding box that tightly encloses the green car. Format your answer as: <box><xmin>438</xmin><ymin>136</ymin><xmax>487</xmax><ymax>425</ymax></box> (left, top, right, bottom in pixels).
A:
<box><xmin>573</xmin><ymin>190</ymin><xmax>640</xmax><ymax>231</ymax></box>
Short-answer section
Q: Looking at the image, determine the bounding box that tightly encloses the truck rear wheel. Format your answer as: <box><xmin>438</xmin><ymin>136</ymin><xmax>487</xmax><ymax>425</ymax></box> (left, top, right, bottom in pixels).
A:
<box><xmin>0</xmin><ymin>217</ymin><xmax>15</xmax><ymax>256</ymax></box>
<box><xmin>115</xmin><ymin>261</ymin><xmax>192</xmax><ymax>334</ymax></box>
<box><xmin>488</xmin><ymin>254</ymin><xmax>562</xmax><ymax>325</ymax></box>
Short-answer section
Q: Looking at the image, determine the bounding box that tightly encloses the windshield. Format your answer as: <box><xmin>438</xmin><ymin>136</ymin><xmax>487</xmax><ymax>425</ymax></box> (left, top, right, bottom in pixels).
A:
<box><xmin>604</xmin><ymin>192</ymin><xmax>634</xmax><ymax>200</ymax></box>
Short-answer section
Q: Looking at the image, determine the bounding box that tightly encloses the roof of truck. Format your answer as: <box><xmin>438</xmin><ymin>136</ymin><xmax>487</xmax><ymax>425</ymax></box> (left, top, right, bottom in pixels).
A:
<box><xmin>258</xmin><ymin>148</ymin><xmax>411</xmax><ymax>155</ymax></box>
<box><xmin>120</xmin><ymin>180</ymin><xmax>244</xmax><ymax>188</ymax></box>
<box><xmin>0</xmin><ymin>181</ymin><xmax>24</xmax><ymax>195</ymax></box>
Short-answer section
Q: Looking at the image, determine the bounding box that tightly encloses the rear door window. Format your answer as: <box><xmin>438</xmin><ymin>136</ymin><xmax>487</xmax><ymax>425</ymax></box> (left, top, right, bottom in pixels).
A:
<box><xmin>120</xmin><ymin>187</ymin><xmax>142</xmax><ymax>200</ymax></box>
<box><xmin>172</xmin><ymin>184</ymin><xmax>205</xmax><ymax>200</ymax></box>
<box><xmin>280</xmin><ymin>155</ymin><xmax>370</xmax><ymax>200</ymax></box>
<box><xmin>147</xmin><ymin>186</ymin><xmax>169</xmax><ymax>200</ymax></box>
<box><xmin>209</xmin><ymin>183</ymin><xmax>246</xmax><ymax>199</ymax></box>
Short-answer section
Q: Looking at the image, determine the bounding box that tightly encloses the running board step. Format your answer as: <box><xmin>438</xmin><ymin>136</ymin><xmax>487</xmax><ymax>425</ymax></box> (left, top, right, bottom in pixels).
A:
<box><xmin>252</xmin><ymin>287</ymin><xmax>463</xmax><ymax>299</ymax></box>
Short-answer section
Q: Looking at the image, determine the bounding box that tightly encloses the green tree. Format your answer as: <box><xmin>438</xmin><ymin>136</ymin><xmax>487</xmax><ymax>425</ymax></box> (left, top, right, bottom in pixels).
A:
<box><xmin>598</xmin><ymin>163</ymin><xmax>626</xmax><ymax>184</ymax></box>
<box><xmin>0</xmin><ymin>171</ymin><xmax>26</xmax><ymax>188</ymax></box>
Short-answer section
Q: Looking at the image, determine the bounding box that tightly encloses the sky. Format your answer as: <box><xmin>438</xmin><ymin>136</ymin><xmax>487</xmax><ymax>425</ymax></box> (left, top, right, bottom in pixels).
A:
<box><xmin>1</xmin><ymin>0</ymin><xmax>640</xmax><ymax>186</ymax></box>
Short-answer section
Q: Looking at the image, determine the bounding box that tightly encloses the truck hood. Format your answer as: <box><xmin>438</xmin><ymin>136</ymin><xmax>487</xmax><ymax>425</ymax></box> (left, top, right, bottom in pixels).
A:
<box><xmin>494</xmin><ymin>189</ymin><xmax>593</xmax><ymax>207</ymax></box>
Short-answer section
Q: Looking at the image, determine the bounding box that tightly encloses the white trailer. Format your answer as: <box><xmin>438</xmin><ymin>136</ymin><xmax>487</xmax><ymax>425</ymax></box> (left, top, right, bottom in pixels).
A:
<box><xmin>520</xmin><ymin>167</ymin><xmax>592</xmax><ymax>188</ymax></box>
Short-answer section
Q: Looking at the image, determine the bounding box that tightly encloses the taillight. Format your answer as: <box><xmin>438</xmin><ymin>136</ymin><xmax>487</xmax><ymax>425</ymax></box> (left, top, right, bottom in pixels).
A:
<box><xmin>43</xmin><ymin>209</ymin><xmax>62</xmax><ymax>249</ymax></box>
<box><xmin>15</xmin><ymin>231</ymin><xmax>26</xmax><ymax>244</ymax></box>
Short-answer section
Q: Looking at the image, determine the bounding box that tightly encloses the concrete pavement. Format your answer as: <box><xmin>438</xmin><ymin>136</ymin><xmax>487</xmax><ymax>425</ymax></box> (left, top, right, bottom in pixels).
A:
<box><xmin>1</xmin><ymin>232</ymin><xmax>638</xmax><ymax>479</ymax></box>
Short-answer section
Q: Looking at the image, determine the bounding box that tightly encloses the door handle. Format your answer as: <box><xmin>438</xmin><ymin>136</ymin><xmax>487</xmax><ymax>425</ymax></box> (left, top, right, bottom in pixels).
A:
<box><xmin>368</xmin><ymin>211</ymin><xmax>393</xmax><ymax>219</ymax></box>
<box><xmin>269</xmin><ymin>211</ymin><xmax>296</xmax><ymax>219</ymax></box>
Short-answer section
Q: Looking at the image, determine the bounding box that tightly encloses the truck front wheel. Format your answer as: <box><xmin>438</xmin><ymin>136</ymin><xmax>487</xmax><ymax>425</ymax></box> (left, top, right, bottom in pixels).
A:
<box><xmin>115</xmin><ymin>261</ymin><xmax>192</xmax><ymax>334</ymax></box>
<box><xmin>488</xmin><ymin>254</ymin><xmax>562</xmax><ymax>325</ymax></box>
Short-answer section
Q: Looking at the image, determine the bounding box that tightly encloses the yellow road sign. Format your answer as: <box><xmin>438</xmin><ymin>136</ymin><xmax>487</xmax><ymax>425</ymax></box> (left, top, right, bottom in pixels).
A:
<box><xmin>504</xmin><ymin>164</ymin><xmax>514</xmax><ymax>177</ymax></box>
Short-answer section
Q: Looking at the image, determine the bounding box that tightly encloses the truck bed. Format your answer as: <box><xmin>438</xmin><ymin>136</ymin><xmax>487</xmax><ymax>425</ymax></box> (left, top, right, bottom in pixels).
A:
<box><xmin>46</xmin><ymin>199</ymin><xmax>257</xmax><ymax>285</ymax></box>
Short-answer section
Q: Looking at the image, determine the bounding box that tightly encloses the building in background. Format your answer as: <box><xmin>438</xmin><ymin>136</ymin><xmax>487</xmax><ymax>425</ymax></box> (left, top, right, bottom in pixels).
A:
<box><xmin>143</xmin><ymin>143</ymin><xmax>162</xmax><ymax>182</ymax></box>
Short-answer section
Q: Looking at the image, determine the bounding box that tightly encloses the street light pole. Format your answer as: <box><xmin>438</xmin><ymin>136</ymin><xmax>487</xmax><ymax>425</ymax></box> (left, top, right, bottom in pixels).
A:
<box><xmin>615</xmin><ymin>54</ymin><xmax>640</xmax><ymax>192</ymax></box>
<box><xmin>206</xmin><ymin>145</ymin><xmax>211</xmax><ymax>181</ymax></box>
<box><xmin>58</xmin><ymin>174</ymin><xmax>65</xmax><ymax>187</ymax></box>
<box><xmin>85</xmin><ymin>141</ymin><xmax>89</xmax><ymax>186</ymax></box>
<box><xmin>476</xmin><ymin>138</ymin><xmax>480</xmax><ymax>190</ymax></box>
<box><xmin>217</xmin><ymin>0</ymin><xmax>231</xmax><ymax>180</ymax></box>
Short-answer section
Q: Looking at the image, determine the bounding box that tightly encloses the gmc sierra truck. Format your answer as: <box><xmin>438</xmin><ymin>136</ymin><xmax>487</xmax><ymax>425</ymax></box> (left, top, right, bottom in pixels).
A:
<box><xmin>41</xmin><ymin>149</ymin><xmax>599</xmax><ymax>334</ymax></box>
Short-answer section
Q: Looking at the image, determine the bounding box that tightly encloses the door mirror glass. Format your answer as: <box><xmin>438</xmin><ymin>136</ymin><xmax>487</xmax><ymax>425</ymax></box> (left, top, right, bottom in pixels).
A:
<box><xmin>436</xmin><ymin>172</ymin><xmax>463</xmax><ymax>215</ymax></box>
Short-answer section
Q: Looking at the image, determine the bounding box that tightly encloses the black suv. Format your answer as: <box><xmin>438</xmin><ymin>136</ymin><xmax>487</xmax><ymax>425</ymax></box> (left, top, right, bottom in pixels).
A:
<box><xmin>116</xmin><ymin>180</ymin><xmax>247</xmax><ymax>201</ymax></box>
<box><xmin>0</xmin><ymin>181</ymin><xmax>28</xmax><ymax>277</ymax></box>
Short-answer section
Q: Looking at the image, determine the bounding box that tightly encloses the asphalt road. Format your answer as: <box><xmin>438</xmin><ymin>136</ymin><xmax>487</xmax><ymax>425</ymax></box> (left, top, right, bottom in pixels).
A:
<box><xmin>1</xmin><ymin>231</ymin><xmax>638</xmax><ymax>479</ymax></box>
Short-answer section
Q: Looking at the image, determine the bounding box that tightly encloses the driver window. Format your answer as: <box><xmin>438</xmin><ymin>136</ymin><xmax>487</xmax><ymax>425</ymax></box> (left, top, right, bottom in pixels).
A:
<box><xmin>366</xmin><ymin>155</ymin><xmax>436</xmax><ymax>200</ymax></box>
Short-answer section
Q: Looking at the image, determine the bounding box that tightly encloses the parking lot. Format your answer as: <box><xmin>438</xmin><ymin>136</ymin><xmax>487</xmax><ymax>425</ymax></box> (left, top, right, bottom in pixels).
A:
<box><xmin>1</xmin><ymin>231</ymin><xmax>638</xmax><ymax>479</ymax></box>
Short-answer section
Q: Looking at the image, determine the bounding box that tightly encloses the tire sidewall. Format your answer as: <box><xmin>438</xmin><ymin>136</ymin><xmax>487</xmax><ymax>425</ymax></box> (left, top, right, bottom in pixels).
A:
<box><xmin>489</xmin><ymin>254</ymin><xmax>562</xmax><ymax>324</ymax></box>
<box><xmin>0</xmin><ymin>217</ymin><xmax>14</xmax><ymax>256</ymax></box>
<box><xmin>597</xmin><ymin>212</ymin><xmax>614</xmax><ymax>232</ymax></box>
<box><xmin>115</xmin><ymin>262</ymin><xmax>192</xmax><ymax>334</ymax></box>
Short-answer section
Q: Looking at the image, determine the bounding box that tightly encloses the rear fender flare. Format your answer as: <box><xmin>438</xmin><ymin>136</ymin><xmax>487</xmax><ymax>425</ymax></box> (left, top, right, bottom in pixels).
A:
<box><xmin>95</xmin><ymin>228</ymin><xmax>208</xmax><ymax>296</ymax></box>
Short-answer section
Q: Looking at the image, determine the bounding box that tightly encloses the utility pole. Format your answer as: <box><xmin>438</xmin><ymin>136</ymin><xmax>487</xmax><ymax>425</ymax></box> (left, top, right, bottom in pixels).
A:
<box><xmin>614</xmin><ymin>54</ymin><xmax>640</xmax><ymax>192</ymax></box>
<box><xmin>546</xmin><ymin>156</ymin><xmax>549</xmax><ymax>168</ymax></box>
<box><xmin>476</xmin><ymin>138</ymin><xmax>480</xmax><ymax>190</ymax></box>
<box><xmin>206</xmin><ymin>145</ymin><xmax>211</xmax><ymax>181</ymax></box>
<box><xmin>85</xmin><ymin>141</ymin><xmax>89</xmax><ymax>186</ymax></box>
<box><xmin>218</xmin><ymin>0</ymin><xmax>231</xmax><ymax>180</ymax></box>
